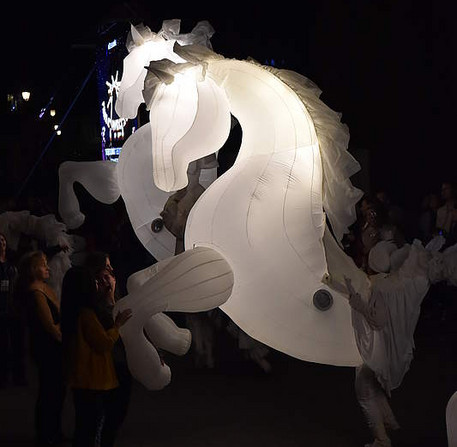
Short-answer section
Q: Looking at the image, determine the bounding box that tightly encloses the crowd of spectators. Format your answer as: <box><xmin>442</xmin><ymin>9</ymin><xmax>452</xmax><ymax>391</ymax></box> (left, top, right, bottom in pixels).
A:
<box><xmin>0</xmin><ymin>177</ymin><xmax>456</xmax><ymax>446</ymax></box>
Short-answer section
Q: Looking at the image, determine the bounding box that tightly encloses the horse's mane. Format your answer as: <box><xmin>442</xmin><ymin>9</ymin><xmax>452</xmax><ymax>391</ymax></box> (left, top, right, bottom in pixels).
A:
<box><xmin>129</xmin><ymin>20</ymin><xmax>364</xmax><ymax>245</ymax></box>
<box><xmin>262</xmin><ymin>64</ymin><xmax>364</xmax><ymax>244</ymax></box>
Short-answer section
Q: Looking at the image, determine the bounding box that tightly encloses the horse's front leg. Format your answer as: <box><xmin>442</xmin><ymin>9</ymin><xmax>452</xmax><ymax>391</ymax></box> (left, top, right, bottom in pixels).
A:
<box><xmin>126</xmin><ymin>258</ymin><xmax>191</xmax><ymax>357</ymax></box>
<box><xmin>114</xmin><ymin>246</ymin><xmax>234</xmax><ymax>390</ymax></box>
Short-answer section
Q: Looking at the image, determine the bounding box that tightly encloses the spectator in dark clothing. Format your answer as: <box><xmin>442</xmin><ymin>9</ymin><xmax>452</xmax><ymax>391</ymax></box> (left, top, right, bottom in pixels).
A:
<box><xmin>17</xmin><ymin>250</ymin><xmax>66</xmax><ymax>446</ymax></box>
<box><xmin>436</xmin><ymin>181</ymin><xmax>457</xmax><ymax>240</ymax></box>
<box><xmin>418</xmin><ymin>192</ymin><xmax>441</xmax><ymax>244</ymax></box>
<box><xmin>376</xmin><ymin>190</ymin><xmax>406</xmax><ymax>234</ymax></box>
<box><xmin>0</xmin><ymin>232</ymin><xmax>26</xmax><ymax>387</ymax></box>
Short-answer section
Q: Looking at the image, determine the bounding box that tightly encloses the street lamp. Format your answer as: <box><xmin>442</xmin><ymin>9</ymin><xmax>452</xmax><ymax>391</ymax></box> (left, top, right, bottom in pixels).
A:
<box><xmin>50</xmin><ymin>109</ymin><xmax>56</xmax><ymax>117</ymax></box>
<box><xmin>21</xmin><ymin>91</ymin><xmax>31</xmax><ymax>101</ymax></box>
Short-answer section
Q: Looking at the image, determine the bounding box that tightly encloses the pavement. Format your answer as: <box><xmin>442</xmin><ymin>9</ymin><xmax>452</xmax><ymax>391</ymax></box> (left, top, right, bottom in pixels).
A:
<box><xmin>1</xmin><ymin>291</ymin><xmax>456</xmax><ymax>447</ymax></box>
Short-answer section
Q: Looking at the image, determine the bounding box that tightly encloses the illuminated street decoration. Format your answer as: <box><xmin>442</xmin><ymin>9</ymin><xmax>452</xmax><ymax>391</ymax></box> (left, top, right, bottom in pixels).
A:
<box><xmin>59</xmin><ymin>19</ymin><xmax>365</xmax><ymax>390</ymax></box>
<box><xmin>96</xmin><ymin>29</ymin><xmax>138</xmax><ymax>162</ymax></box>
<box><xmin>101</xmin><ymin>71</ymin><xmax>128</xmax><ymax>144</ymax></box>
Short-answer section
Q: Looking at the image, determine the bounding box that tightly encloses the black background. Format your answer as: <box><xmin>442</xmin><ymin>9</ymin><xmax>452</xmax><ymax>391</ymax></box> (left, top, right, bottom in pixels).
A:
<box><xmin>1</xmin><ymin>1</ymin><xmax>455</xmax><ymax>210</ymax></box>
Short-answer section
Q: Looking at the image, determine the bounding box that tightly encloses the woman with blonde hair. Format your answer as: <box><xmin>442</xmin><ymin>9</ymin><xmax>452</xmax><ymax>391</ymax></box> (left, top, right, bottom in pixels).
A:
<box><xmin>17</xmin><ymin>250</ymin><xmax>66</xmax><ymax>446</ymax></box>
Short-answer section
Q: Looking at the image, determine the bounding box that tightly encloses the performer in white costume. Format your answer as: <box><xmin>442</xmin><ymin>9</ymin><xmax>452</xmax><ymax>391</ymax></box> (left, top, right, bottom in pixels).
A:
<box><xmin>342</xmin><ymin>237</ymin><xmax>457</xmax><ymax>447</ymax></box>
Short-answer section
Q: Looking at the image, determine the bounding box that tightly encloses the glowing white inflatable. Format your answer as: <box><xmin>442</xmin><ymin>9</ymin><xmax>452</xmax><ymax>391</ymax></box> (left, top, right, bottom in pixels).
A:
<box><xmin>447</xmin><ymin>391</ymin><xmax>457</xmax><ymax>447</ymax></box>
<box><xmin>58</xmin><ymin>19</ymin><xmax>365</xmax><ymax>389</ymax></box>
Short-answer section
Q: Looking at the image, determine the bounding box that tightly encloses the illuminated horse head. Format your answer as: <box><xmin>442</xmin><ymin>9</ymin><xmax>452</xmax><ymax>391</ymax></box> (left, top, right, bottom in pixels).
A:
<box><xmin>59</xmin><ymin>20</ymin><xmax>369</xmax><ymax>389</ymax></box>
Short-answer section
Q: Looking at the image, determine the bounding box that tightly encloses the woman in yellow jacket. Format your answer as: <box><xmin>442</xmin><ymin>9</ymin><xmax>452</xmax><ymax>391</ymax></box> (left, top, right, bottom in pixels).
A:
<box><xmin>60</xmin><ymin>266</ymin><xmax>131</xmax><ymax>447</ymax></box>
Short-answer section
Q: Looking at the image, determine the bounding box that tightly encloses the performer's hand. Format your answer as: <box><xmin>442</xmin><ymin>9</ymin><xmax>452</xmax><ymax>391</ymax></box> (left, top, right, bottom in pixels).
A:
<box><xmin>114</xmin><ymin>309</ymin><xmax>132</xmax><ymax>328</ymax></box>
<box><xmin>343</xmin><ymin>276</ymin><xmax>356</xmax><ymax>297</ymax></box>
<box><xmin>60</xmin><ymin>243</ymin><xmax>71</xmax><ymax>253</ymax></box>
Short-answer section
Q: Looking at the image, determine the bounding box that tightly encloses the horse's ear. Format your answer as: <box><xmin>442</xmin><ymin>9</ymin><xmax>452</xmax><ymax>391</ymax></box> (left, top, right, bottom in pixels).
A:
<box><xmin>130</xmin><ymin>23</ymin><xmax>144</xmax><ymax>47</ymax></box>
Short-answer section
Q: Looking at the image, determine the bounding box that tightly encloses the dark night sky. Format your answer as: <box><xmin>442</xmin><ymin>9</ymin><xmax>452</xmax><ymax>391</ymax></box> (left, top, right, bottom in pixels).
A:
<box><xmin>2</xmin><ymin>2</ymin><xmax>456</xmax><ymax>209</ymax></box>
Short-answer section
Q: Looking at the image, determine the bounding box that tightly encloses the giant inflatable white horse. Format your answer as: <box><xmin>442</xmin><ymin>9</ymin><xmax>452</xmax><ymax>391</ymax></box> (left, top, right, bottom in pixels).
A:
<box><xmin>58</xmin><ymin>19</ymin><xmax>370</xmax><ymax>390</ymax></box>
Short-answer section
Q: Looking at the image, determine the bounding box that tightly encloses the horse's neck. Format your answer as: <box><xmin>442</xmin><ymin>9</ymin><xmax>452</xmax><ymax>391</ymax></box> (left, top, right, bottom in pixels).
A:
<box><xmin>208</xmin><ymin>59</ymin><xmax>318</xmax><ymax>162</ymax></box>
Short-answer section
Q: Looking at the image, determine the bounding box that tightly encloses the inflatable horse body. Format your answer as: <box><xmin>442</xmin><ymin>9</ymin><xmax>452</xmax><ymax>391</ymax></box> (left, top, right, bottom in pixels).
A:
<box><xmin>59</xmin><ymin>20</ymin><xmax>368</xmax><ymax>389</ymax></box>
